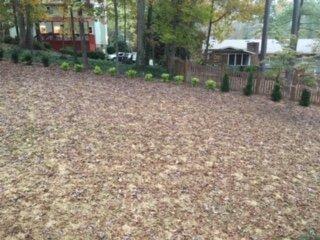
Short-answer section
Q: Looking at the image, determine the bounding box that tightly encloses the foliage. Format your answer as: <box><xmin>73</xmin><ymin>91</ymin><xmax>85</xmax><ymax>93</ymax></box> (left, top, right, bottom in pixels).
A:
<box><xmin>205</xmin><ymin>79</ymin><xmax>217</xmax><ymax>91</ymax></box>
<box><xmin>299</xmin><ymin>88</ymin><xmax>311</xmax><ymax>107</ymax></box>
<box><xmin>243</xmin><ymin>72</ymin><xmax>254</xmax><ymax>96</ymax></box>
<box><xmin>221</xmin><ymin>74</ymin><xmax>230</xmax><ymax>92</ymax></box>
<box><xmin>60</xmin><ymin>47</ymin><xmax>81</xmax><ymax>57</ymax></box>
<box><xmin>11</xmin><ymin>50</ymin><xmax>19</xmax><ymax>64</ymax></box>
<box><xmin>41</xmin><ymin>55</ymin><xmax>50</xmax><ymax>67</ymax></box>
<box><xmin>174</xmin><ymin>75</ymin><xmax>184</xmax><ymax>85</ymax></box>
<box><xmin>0</xmin><ymin>48</ymin><xmax>3</xmax><ymax>61</ymax></box>
<box><xmin>94</xmin><ymin>65</ymin><xmax>103</xmax><ymax>75</ymax></box>
<box><xmin>88</xmin><ymin>50</ymin><xmax>105</xmax><ymax>60</ymax></box>
<box><xmin>126</xmin><ymin>69</ymin><xmax>138</xmax><ymax>78</ymax></box>
<box><xmin>271</xmin><ymin>80</ymin><xmax>282</xmax><ymax>102</ymax></box>
<box><xmin>3</xmin><ymin>36</ymin><xmax>16</xmax><ymax>44</ymax></box>
<box><xmin>33</xmin><ymin>41</ymin><xmax>51</xmax><ymax>51</ymax></box>
<box><xmin>22</xmin><ymin>52</ymin><xmax>33</xmax><ymax>65</ymax></box>
<box><xmin>107</xmin><ymin>45</ymin><xmax>116</xmax><ymax>54</ymax></box>
<box><xmin>161</xmin><ymin>73</ymin><xmax>170</xmax><ymax>82</ymax></box>
<box><xmin>108</xmin><ymin>67</ymin><xmax>117</xmax><ymax>76</ymax></box>
<box><xmin>145</xmin><ymin>73</ymin><xmax>153</xmax><ymax>81</ymax></box>
<box><xmin>302</xmin><ymin>75</ymin><xmax>317</xmax><ymax>88</ymax></box>
<box><xmin>191</xmin><ymin>77</ymin><xmax>200</xmax><ymax>87</ymax></box>
<box><xmin>74</xmin><ymin>64</ymin><xmax>84</xmax><ymax>72</ymax></box>
<box><xmin>298</xmin><ymin>229</ymin><xmax>320</xmax><ymax>240</ymax></box>
<box><xmin>60</xmin><ymin>62</ymin><xmax>70</xmax><ymax>71</ymax></box>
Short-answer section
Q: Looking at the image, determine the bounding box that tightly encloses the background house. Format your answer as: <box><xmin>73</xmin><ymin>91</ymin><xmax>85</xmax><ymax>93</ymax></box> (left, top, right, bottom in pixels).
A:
<box><xmin>207</xmin><ymin>39</ymin><xmax>319</xmax><ymax>69</ymax></box>
<box><xmin>9</xmin><ymin>0</ymin><xmax>108</xmax><ymax>52</ymax></box>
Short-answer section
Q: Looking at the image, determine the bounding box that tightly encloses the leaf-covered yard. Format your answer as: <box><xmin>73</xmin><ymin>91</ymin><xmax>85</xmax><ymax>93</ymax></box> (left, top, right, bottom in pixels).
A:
<box><xmin>0</xmin><ymin>61</ymin><xmax>319</xmax><ymax>239</ymax></box>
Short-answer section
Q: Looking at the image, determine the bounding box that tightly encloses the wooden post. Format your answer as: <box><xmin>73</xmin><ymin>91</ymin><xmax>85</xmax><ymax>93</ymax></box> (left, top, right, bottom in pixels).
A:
<box><xmin>184</xmin><ymin>60</ymin><xmax>190</xmax><ymax>83</ymax></box>
<box><xmin>290</xmin><ymin>70</ymin><xmax>299</xmax><ymax>101</ymax></box>
<box><xmin>255</xmin><ymin>72</ymin><xmax>261</xmax><ymax>94</ymax></box>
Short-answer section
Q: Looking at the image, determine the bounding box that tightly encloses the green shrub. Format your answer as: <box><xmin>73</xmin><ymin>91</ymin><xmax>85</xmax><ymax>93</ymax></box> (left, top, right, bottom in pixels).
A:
<box><xmin>33</xmin><ymin>41</ymin><xmax>45</xmax><ymax>50</ymax></box>
<box><xmin>60</xmin><ymin>62</ymin><xmax>70</xmax><ymax>71</ymax></box>
<box><xmin>88</xmin><ymin>50</ymin><xmax>105</xmax><ymax>60</ymax></box>
<box><xmin>298</xmin><ymin>229</ymin><xmax>320</xmax><ymax>240</ymax></box>
<box><xmin>205</xmin><ymin>79</ymin><xmax>217</xmax><ymax>90</ymax></box>
<box><xmin>22</xmin><ymin>52</ymin><xmax>33</xmax><ymax>65</ymax></box>
<box><xmin>126</xmin><ymin>69</ymin><xmax>138</xmax><ymax>78</ymax></box>
<box><xmin>43</xmin><ymin>42</ymin><xmax>52</xmax><ymax>50</ymax></box>
<box><xmin>93</xmin><ymin>65</ymin><xmax>103</xmax><ymax>75</ymax></box>
<box><xmin>299</xmin><ymin>88</ymin><xmax>311</xmax><ymax>107</ymax></box>
<box><xmin>271</xmin><ymin>80</ymin><xmax>282</xmax><ymax>102</ymax></box>
<box><xmin>145</xmin><ymin>73</ymin><xmax>153</xmax><ymax>81</ymax></box>
<box><xmin>191</xmin><ymin>77</ymin><xmax>200</xmax><ymax>87</ymax></box>
<box><xmin>161</xmin><ymin>73</ymin><xmax>170</xmax><ymax>82</ymax></box>
<box><xmin>0</xmin><ymin>48</ymin><xmax>3</xmax><ymax>61</ymax></box>
<box><xmin>3</xmin><ymin>36</ymin><xmax>14</xmax><ymax>44</ymax></box>
<box><xmin>106</xmin><ymin>45</ymin><xmax>116</xmax><ymax>54</ymax></box>
<box><xmin>41</xmin><ymin>55</ymin><xmax>50</xmax><ymax>67</ymax></box>
<box><xmin>108</xmin><ymin>67</ymin><xmax>117</xmax><ymax>76</ymax></box>
<box><xmin>221</xmin><ymin>73</ymin><xmax>230</xmax><ymax>92</ymax></box>
<box><xmin>174</xmin><ymin>75</ymin><xmax>184</xmax><ymax>84</ymax></box>
<box><xmin>11</xmin><ymin>49</ymin><xmax>19</xmax><ymax>63</ymax></box>
<box><xmin>243</xmin><ymin>71</ymin><xmax>254</xmax><ymax>96</ymax></box>
<box><xmin>60</xmin><ymin>47</ymin><xmax>80</xmax><ymax>57</ymax></box>
<box><xmin>74</xmin><ymin>64</ymin><xmax>84</xmax><ymax>72</ymax></box>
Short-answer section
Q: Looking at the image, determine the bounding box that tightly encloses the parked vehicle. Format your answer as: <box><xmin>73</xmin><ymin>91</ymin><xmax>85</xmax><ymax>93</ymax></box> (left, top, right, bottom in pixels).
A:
<box><xmin>107</xmin><ymin>52</ymin><xmax>137</xmax><ymax>64</ymax></box>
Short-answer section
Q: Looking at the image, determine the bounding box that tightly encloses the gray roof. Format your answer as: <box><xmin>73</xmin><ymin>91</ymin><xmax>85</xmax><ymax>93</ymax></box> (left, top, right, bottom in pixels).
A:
<box><xmin>208</xmin><ymin>39</ymin><xmax>319</xmax><ymax>54</ymax></box>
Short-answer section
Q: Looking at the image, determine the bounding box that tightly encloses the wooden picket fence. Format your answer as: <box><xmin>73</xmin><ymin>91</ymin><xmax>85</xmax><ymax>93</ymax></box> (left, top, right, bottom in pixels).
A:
<box><xmin>173</xmin><ymin>58</ymin><xmax>320</xmax><ymax>105</ymax></box>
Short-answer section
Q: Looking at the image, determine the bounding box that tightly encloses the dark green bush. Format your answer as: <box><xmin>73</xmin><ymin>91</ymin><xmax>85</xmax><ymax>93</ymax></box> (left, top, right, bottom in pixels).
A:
<box><xmin>299</xmin><ymin>88</ymin><xmax>311</xmax><ymax>107</ymax></box>
<box><xmin>60</xmin><ymin>47</ymin><xmax>80</xmax><ymax>57</ymax></box>
<box><xmin>106</xmin><ymin>45</ymin><xmax>116</xmax><ymax>54</ymax></box>
<box><xmin>11</xmin><ymin>49</ymin><xmax>19</xmax><ymax>63</ymax></box>
<box><xmin>243</xmin><ymin>71</ymin><xmax>254</xmax><ymax>96</ymax></box>
<box><xmin>88</xmin><ymin>50</ymin><xmax>105</xmax><ymax>60</ymax></box>
<box><xmin>22</xmin><ymin>52</ymin><xmax>33</xmax><ymax>65</ymax></box>
<box><xmin>0</xmin><ymin>48</ymin><xmax>3</xmax><ymax>60</ymax></box>
<box><xmin>271</xmin><ymin>80</ymin><xmax>282</xmax><ymax>102</ymax></box>
<box><xmin>3</xmin><ymin>36</ymin><xmax>14</xmax><ymax>44</ymax></box>
<box><xmin>43</xmin><ymin>42</ymin><xmax>52</xmax><ymax>50</ymax></box>
<box><xmin>41</xmin><ymin>55</ymin><xmax>50</xmax><ymax>67</ymax></box>
<box><xmin>33</xmin><ymin>41</ymin><xmax>45</xmax><ymax>50</ymax></box>
<box><xmin>221</xmin><ymin>73</ymin><xmax>230</xmax><ymax>92</ymax></box>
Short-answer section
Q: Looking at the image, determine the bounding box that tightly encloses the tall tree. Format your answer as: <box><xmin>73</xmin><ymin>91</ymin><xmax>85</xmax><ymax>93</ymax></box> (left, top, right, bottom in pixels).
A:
<box><xmin>77</xmin><ymin>0</ymin><xmax>90</xmax><ymax>68</ymax></box>
<box><xmin>290</xmin><ymin>0</ymin><xmax>301</xmax><ymax>50</ymax></box>
<box><xmin>203</xmin><ymin>0</ymin><xmax>214</xmax><ymax>64</ymax></box>
<box><xmin>260</xmin><ymin>0</ymin><xmax>272</xmax><ymax>72</ymax></box>
<box><xmin>113</xmin><ymin>0</ymin><xmax>119</xmax><ymax>63</ymax></box>
<box><xmin>136</xmin><ymin>0</ymin><xmax>145</xmax><ymax>66</ymax></box>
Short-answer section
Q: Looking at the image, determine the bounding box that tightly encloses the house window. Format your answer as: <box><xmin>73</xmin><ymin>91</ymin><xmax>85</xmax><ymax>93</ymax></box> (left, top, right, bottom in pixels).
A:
<box><xmin>242</xmin><ymin>54</ymin><xmax>249</xmax><ymax>65</ymax></box>
<box><xmin>228</xmin><ymin>54</ymin><xmax>235</xmax><ymax>66</ymax></box>
<box><xmin>228</xmin><ymin>53</ymin><xmax>250</xmax><ymax>66</ymax></box>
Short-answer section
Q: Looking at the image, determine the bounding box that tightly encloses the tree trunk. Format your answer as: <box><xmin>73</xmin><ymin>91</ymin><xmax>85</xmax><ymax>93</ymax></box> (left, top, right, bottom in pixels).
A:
<box><xmin>145</xmin><ymin>0</ymin><xmax>153</xmax><ymax>65</ymax></box>
<box><xmin>70</xmin><ymin>6</ymin><xmax>77</xmax><ymax>56</ymax></box>
<box><xmin>290</xmin><ymin>0</ymin><xmax>301</xmax><ymax>50</ymax></box>
<box><xmin>78</xmin><ymin>5</ymin><xmax>89</xmax><ymax>68</ymax></box>
<box><xmin>123</xmin><ymin>0</ymin><xmax>127</xmax><ymax>44</ymax></box>
<box><xmin>113</xmin><ymin>0</ymin><xmax>119</xmax><ymax>65</ymax></box>
<box><xmin>17</xmin><ymin>4</ymin><xmax>26</xmax><ymax>47</ymax></box>
<box><xmin>166</xmin><ymin>44</ymin><xmax>176</xmax><ymax>75</ymax></box>
<box><xmin>12</xmin><ymin>0</ymin><xmax>19</xmax><ymax>39</ymax></box>
<box><xmin>203</xmin><ymin>0</ymin><xmax>214</xmax><ymax>64</ymax></box>
<box><xmin>259</xmin><ymin>0</ymin><xmax>272</xmax><ymax>72</ymax></box>
<box><xmin>136</xmin><ymin>0</ymin><xmax>145</xmax><ymax>66</ymax></box>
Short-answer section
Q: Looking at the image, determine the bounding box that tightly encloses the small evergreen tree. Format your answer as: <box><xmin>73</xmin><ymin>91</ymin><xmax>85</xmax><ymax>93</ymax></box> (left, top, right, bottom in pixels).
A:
<box><xmin>271</xmin><ymin>80</ymin><xmax>282</xmax><ymax>102</ymax></box>
<box><xmin>299</xmin><ymin>88</ymin><xmax>311</xmax><ymax>107</ymax></box>
<box><xmin>221</xmin><ymin>73</ymin><xmax>230</xmax><ymax>92</ymax></box>
<box><xmin>243</xmin><ymin>72</ymin><xmax>254</xmax><ymax>96</ymax></box>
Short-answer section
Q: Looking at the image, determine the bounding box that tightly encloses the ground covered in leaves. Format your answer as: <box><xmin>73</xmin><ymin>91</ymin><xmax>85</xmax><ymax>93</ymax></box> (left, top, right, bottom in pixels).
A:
<box><xmin>0</xmin><ymin>61</ymin><xmax>319</xmax><ymax>240</ymax></box>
